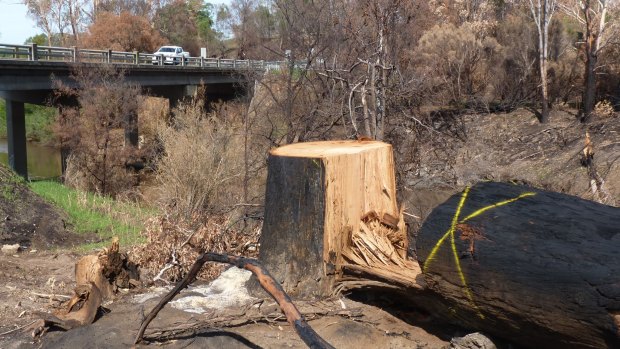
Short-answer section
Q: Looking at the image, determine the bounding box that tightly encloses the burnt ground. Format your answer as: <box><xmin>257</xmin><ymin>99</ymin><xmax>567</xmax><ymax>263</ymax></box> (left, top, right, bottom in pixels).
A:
<box><xmin>0</xmin><ymin>252</ymin><xmax>451</xmax><ymax>349</ymax></box>
<box><xmin>0</xmin><ymin>164</ymin><xmax>95</xmax><ymax>250</ymax></box>
<box><xmin>402</xmin><ymin>108</ymin><xmax>620</xmax><ymax>228</ymax></box>
<box><xmin>1</xmin><ymin>108</ymin><xmax>619</xmax><ymax>348</ymax></box>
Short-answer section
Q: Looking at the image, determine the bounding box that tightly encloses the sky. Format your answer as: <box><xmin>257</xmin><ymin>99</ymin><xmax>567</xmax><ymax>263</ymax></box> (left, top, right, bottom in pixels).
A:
<box><xmin>0</xmin><ymin>0</ymin><xmax>38</xmax><ymax>44</ymax></box>
<box><xmin>0</xmin><ymin>0</ymin><xmax>231</xmax><ymax>45</ymax></box>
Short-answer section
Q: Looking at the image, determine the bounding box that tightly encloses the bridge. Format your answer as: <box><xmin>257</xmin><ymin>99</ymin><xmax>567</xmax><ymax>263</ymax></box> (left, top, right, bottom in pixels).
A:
<box><xmin>0</xmin><ymin>43</ymin><xmax>278</xmax><ymax>178</ymax></box>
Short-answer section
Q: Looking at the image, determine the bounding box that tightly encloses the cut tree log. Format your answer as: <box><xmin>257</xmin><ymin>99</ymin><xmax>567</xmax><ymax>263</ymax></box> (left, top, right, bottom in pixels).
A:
<box><xmin>417</xmin><ymin>182</ymin><xmax>620</xmax><ymax>349</ymax></box>
<box><xmin>258</xmin><ymin>140</ymin><xmax>620</xmax><ymax>347</ymax></box>
<box><xmin>259</xmin><ymin>140</ymin><xmax>421</xmax><ymax>297</ymax></box>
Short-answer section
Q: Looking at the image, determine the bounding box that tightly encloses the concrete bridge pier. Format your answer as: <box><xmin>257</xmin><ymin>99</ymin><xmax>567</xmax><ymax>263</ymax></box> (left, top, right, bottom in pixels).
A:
<box><xmin>124</xmin><ymin>110</ymin><xmax>139</xmax><ymax>147</ymax></box>
<box><xmin>5</xmin><ymin>99</ymin><xmax>28</xmax><ymax>178</ymax></box>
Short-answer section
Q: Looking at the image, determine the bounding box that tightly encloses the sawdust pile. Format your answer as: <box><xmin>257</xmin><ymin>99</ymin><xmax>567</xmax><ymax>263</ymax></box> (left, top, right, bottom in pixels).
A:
<box><xmin>130</xmin><ymin>215</ymin><xmax>259</xmax><ymax>283</ymax></box>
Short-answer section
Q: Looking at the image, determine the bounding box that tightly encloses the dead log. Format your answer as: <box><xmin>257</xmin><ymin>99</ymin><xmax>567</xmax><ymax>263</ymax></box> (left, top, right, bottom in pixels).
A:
<box><xmin>30</xmin><ymin>237</ymin><xmax>138</xmax><ymax>338</ymax></box>
<box><xmin>417</xmin><ymin>182</ymin><xmax>620</xmax><ymax>349</ymax></box>
<box><xmin>260</xmin><ymin>140</ymin><xmax>422</xmax><ymax>297</ymax></box>
<box><xmin>134</xmin><ymin>252</ymin><xmax>334</xmax><ymax>349</ymax></box>
<box><xmin>29</xmin><ymin>282</ymin><xmax>102</xmax><ymax>337</ymax></box>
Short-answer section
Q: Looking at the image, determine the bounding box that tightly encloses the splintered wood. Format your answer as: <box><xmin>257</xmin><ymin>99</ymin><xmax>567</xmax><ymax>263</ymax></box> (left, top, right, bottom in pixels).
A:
<box><xmin>339</xmin><ymin>210</ymin><xmax>422</xmax><ymax>290</ymax></box>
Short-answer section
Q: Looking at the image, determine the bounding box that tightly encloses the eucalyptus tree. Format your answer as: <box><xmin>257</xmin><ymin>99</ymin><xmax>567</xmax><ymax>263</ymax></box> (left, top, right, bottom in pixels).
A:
<box><xmin>24</xmin><ymin>0</ymin><xmax>56</xmax><ymax>46</ymax></box>
<box><xmin>24</xmin><ymin>0</ymin><xmax>89</xmax><ymax>46</ymax></box>
<box><xmin>527</xmin><ymin>0</ymin><xmax>558</xmax><ymax>123</ymax></box>
<box><xmin>560</xmin><ymin>0</ymin><xmax>619</xmax><ymax>121</ymax></box>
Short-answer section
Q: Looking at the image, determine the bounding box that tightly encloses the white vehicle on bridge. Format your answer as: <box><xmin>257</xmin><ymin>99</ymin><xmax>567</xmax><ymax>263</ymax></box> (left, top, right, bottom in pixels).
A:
<box><xmin>152</xmin><ymin>46</ymin><xmax>190</xmax><ymax>65</ymax></box>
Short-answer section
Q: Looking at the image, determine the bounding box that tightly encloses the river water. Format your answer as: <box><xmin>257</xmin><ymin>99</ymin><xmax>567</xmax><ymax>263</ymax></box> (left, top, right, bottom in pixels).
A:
<box><xmin>0</xmin><ymin>139</ymin><xmax>62</xmax><ymax>179</ymax></box>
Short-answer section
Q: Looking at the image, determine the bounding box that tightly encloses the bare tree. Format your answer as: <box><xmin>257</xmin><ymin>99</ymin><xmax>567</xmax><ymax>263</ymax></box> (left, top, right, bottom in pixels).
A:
<box><xmin>337</xmin><ymin>0</ymin><xmax>426</xmax><ymax>140</ymax></box>
<box><xmin>228</xmin><ymin>0</ymin><xmax>257</xmax><ymax>59</ymax></box>
<box><xmin>53</xmin><ymin>66</ymin><xmax>142</xmax><ymax>196</ymax></box>
<box><xmin>527</xmin><ymin>0</ymin><xmax>557</xmax><ymax>123</ymax></box>
<box><xmin>24</xmin><ymin>0</ymin><xmax>55</xmax><ymax>46</ymax></box>
<box><xmin>560</xmin><ymin>0</ymin><xmax>619</xmax><ymax>121</ymax></box>
<box><xmin>65</xmin><ymin>0</ymin><xmax>88</xmax><ymax>44</ymax></box>
<box><xmin>24</xmin><ymin>0</ymin><xmax>85</xmax><ymax>46</ymax></box>
<box><xmin>51</xmin><ymin>0</ymin><xmax>67</xmax><ymax>45</ymax></box>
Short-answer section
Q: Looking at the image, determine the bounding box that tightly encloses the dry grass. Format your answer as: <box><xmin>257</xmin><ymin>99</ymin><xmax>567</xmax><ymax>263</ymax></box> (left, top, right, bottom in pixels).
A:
<box><xmin>154</xmin><ymin>97</ymin><xmax>246</xmax><ymax>219</ymax></box>
<box><xmin>593</xmin><ymin>100</ymin><xmax>615</xmax><ymax>119</ymax></box>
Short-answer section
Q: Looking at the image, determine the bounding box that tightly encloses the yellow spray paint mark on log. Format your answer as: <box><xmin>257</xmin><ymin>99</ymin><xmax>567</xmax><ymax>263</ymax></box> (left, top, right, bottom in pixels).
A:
<box><xmin>423</xmin><ymin>186</ymin><xmax>536</xmax><ymax>319</ymax></box>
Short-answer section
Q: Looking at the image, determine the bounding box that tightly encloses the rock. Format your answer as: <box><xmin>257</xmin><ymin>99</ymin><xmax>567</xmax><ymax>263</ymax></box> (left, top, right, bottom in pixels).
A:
<box><xmin>1</xmin><ymin>244</ymin><xmax>20</xmax><ymax>254</ymax></box>
<box><xmin>446</xmin><ymin>332</ymin><xmax>496</xmax><ymax>349</ymax></box>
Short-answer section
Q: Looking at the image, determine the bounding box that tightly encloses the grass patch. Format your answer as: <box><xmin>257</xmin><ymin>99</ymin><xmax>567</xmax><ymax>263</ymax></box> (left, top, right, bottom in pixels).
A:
<box><xmin>30</xmin><ymin>180</ymin><xmax>157</xmax><ymax>250</ymax></box>
<box><xmin>0</xmin><ymin>167</ymin><xmax>26</xmax><ymax>202</ymax></box>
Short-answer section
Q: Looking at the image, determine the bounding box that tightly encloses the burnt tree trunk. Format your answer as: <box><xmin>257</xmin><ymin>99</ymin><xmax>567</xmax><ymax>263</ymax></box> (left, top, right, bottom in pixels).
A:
<box><xmin>417</xmin><ymin>182</ymin><xmax>620</xmax><ymax>349</ymax></box>
<box><xmin>259</xmin><ymin>140</ymin><xmax>406</xmax><ymax>298</ymax></box>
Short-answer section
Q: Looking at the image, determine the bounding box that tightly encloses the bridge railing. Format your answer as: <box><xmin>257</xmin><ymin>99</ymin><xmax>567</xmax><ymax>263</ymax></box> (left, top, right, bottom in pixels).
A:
<box><xmin>0</xmin><ymin>43</ymin><xmax>277</xmax><ymax>71</ymax></box>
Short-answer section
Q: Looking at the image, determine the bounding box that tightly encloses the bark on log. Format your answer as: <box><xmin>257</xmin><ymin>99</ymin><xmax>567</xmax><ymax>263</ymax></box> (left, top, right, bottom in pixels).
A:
<box><xmin>259</xmin><ymin>140</ymin><xmax>407</xmax><ymax>297</ymax></box>
<box><xmin>417</xmin><ymin>182</ymin><xmax>620</xmax><ymax>349</ymax></box>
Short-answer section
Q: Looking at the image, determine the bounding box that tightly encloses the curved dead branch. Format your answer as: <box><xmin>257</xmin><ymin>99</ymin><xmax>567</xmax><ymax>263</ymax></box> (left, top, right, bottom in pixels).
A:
<box><xmin>134</xmin><ymin>252</ymin><xmax>334</xmax><ymax>349</ymax></box>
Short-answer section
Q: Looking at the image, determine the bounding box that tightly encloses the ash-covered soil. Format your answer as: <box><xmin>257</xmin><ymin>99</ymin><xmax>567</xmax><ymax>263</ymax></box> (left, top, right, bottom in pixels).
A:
<box><xmin>403</xmin><ymin>108</ymin><xmax>620</xmax><ymax>224</ymax></box>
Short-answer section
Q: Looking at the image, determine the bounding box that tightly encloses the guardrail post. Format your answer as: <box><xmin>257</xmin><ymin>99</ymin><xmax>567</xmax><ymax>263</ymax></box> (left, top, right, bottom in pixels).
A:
<box><xmin>107</xmin><ymin>49</ymin><xmax>112</xmax><ymax>63</ymax></box>
<box><xmin>134</xmin><ymin>51</ymin><xmax>139</xmax><ymax>65</ymax></box>
<box><xmin>200</xmin><ymin>57</ymin><xmax>204</xmax><ymax>68</ymax></box>
<box><xmin>72</xmin><ymin>46</ymin><xmax>78</xmax><ymax>62</ymax></box>
<box><xmin>181</xmin><ymin>56</ymin><xmax>185</xmax><ymax>66</ymax></box>
<box><xmin>233</xmin><ymin>60</ymin><xmax>237</xmax><ymax>68</ymax></box>
<box><xmin>217</xmin><ymin>58</ymin><xmax>220</xmax><ymax>68</ymax></box>
<box><xmin>30</xmin><ymin>43</ymin><xmax>38</xmax><ymax>61</ymax></box>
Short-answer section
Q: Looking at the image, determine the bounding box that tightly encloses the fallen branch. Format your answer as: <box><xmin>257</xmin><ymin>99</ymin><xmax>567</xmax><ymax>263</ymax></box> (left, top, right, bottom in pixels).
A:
<box><xmin>152</xmin><ymin>248</ymin><xmax>180</xmax><ymax>284</ymax></box>
<box><xmin>0</xmin><ymin>320</ymin><xmax>37</xmax><ymax>336</ymax></box>
<box><xmin>143</xmin><ymin>307</ymin><xmax>363</xmax><ymax>343</ymax></box>
<box><xmin>134</xmin><ymin>252</ymin><xmax>335</xmax><ymax>349</ymax></box>
<box><xmin>31</xmin><ymin>292</ymin><xmax>72</xmax><ymax>302</ymax></box>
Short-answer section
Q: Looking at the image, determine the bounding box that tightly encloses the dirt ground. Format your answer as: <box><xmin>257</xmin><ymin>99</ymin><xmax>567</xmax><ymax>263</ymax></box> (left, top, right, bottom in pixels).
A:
<box><xmin>1</xmin><ymin>108</ymin><xmax>619</xmax><ymax>348</ymax></box>
<box><xmin>0</xmin><ymin>251</ymin><xmax>452</xmax><ymax>349</ymax></box>
<box><xmin>0</xmin><ymin>169</ymin><xmax>450</xmax><ymax>348</ymax></box>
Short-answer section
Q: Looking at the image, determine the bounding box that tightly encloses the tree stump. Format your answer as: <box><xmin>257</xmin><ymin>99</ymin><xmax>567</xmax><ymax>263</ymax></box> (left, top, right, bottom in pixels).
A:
<box><xmin>259</xmin><ymin>140</ymin><xmax>420</xmax><ymax>297</ymax></box>
<box><xmin>417</xmin><ymin>182</ymin><xmax>620</xmax><ymax>349</ymax></box>
<box><xmin>74</xmin><ymin>236</ymin><xmax>139</xmax><ymax>300</ymax></box>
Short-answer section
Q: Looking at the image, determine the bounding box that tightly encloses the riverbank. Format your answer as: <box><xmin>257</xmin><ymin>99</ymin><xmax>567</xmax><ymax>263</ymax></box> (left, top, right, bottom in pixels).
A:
<box><xmin>401</xmin><ymin>108</ymin><xmax>620</xmax><ymax>228</ymax></box>
<box><xmin>0</xmin><ymin>165</ymin><xmax>154</xmax><ymax>250</ymax></box>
